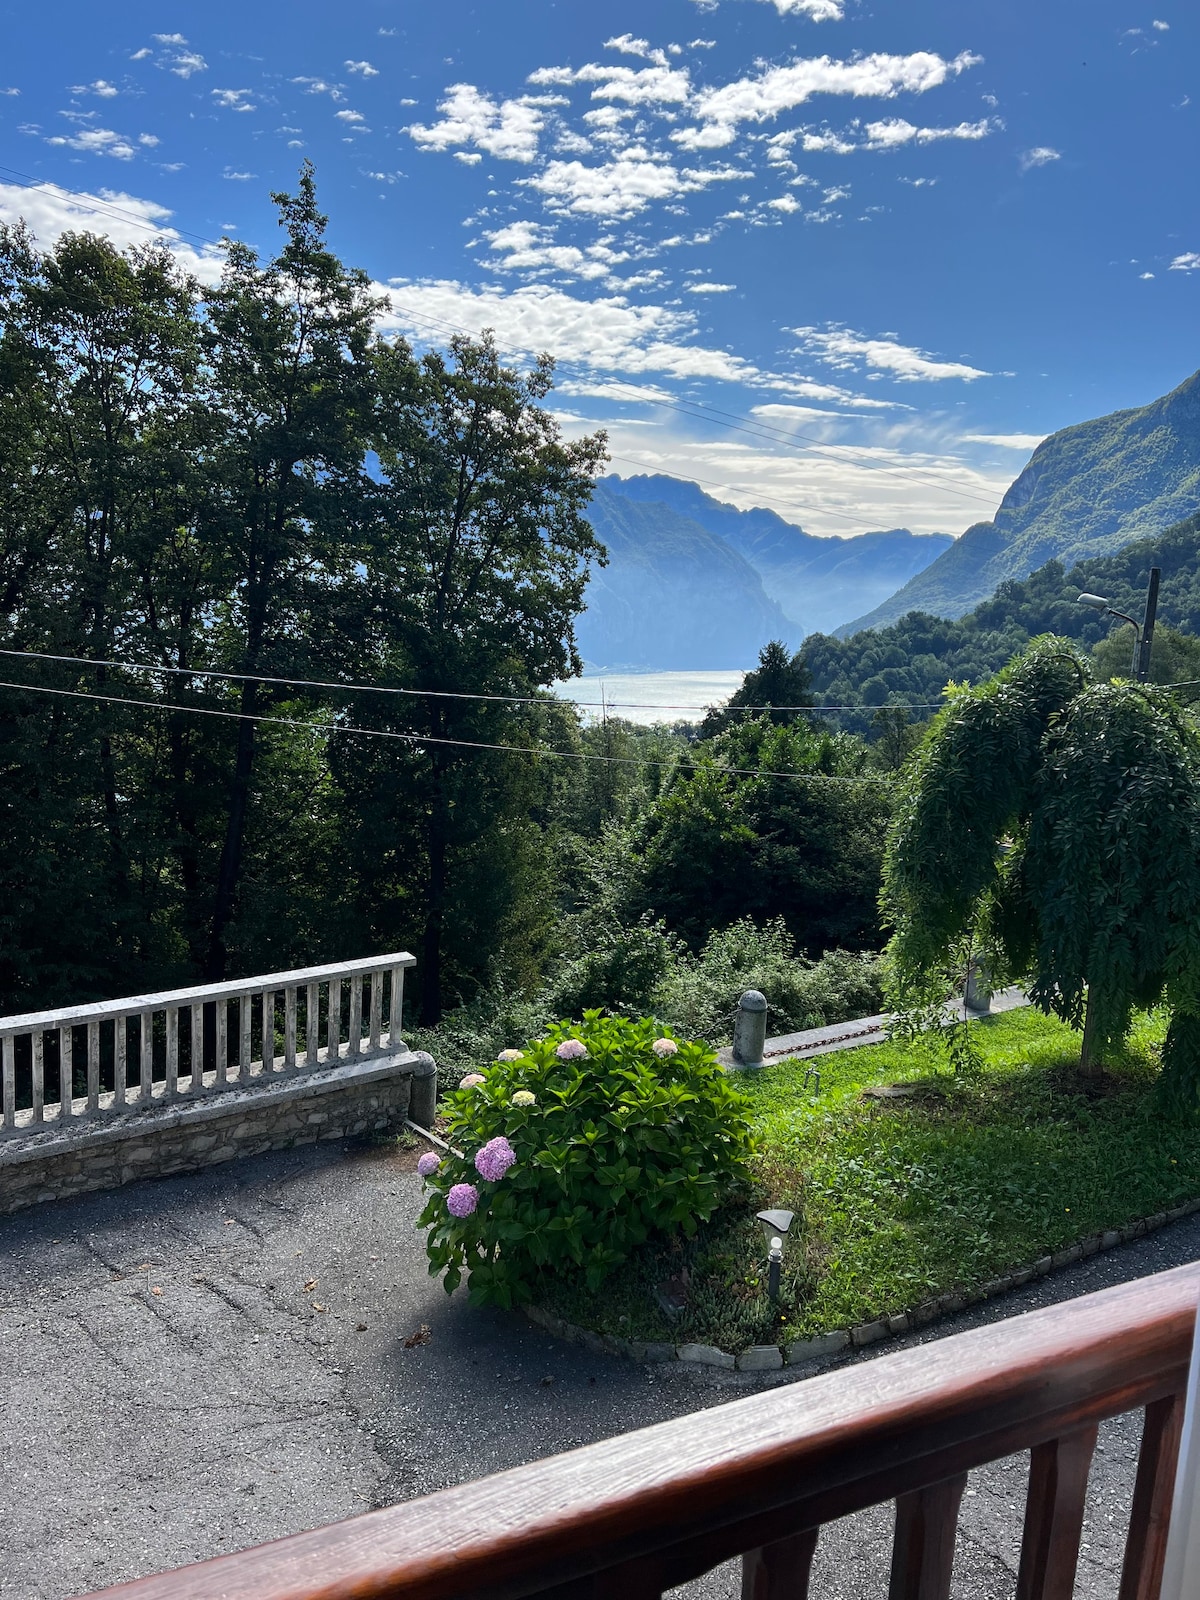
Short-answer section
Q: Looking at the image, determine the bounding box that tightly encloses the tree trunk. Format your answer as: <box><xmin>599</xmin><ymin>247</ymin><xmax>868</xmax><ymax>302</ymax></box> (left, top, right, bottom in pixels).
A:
<box><xmin>1080</xmin><ymin>989</ymin><xmax>1102</xmax><ymax>1077</ymax></box>
<box><xmin>204</xmin><ymin>680</ymin><xmax>258</xmax><ymax>981</ymax></box>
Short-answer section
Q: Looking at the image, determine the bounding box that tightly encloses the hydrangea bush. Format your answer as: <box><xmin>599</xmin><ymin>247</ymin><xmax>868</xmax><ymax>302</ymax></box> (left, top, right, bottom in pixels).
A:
<box><xmin>418</xmin><ymin>1012</ymin><xmax>755</xmax><ymax>1307</ymax></box>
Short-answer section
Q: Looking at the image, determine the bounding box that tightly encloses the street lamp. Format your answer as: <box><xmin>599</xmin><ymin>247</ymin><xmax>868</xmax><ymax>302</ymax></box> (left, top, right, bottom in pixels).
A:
<box><xmin>756</xmin><ymin>1208</ymin><xmax>794</xmax><ymax>1301</ymax></box>
<box><xmin>1076</xmin><ymin>567</ymin><xmax>1161</xmax><ymax>683</ymax></box>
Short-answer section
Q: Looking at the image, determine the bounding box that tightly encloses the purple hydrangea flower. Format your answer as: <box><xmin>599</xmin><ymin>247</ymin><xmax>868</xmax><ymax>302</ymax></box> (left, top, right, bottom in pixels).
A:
<box><xmin>474</xmin><ymin>1136</ymin><xmax>516</xmax><ymax>1183</ymax></box>
<box><xmin>446</xmin><ymin>1183</ymin><xmax>479</xmax><ymax>1218</ymax></box>
<box><xmin>416</xmin><ymin>1151</ymin><xmax>440</xmax><ymax>1178</ymax></box>
<box><xmin>555</xmin><ymin>1038</ymin><xmax>587</xmax><ymax>1060</ymax></box>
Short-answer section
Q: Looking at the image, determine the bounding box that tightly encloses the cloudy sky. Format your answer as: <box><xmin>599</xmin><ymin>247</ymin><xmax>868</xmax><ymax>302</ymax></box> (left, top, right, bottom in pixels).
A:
<box><xmin>0</xmin><ymin>0</ymin><xmax>1195</xmax><ymax>538</ymax></box>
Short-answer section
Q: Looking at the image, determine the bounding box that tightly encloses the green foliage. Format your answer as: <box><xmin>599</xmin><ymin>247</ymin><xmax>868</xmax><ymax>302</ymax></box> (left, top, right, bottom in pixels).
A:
<box><xmin>883</xmin><ymin>637</ymin><xmax>1200</xmax><ymax>1099</ymax></box>
<box><xmin>699</xmin><ymin>638</ymin><xmax>813</xmax><ymax>737</ymax></box>
<box><xmin>418</xmin><ymin>1013</ymin><xmax>756</xmax><ymax>1307</ymax></box>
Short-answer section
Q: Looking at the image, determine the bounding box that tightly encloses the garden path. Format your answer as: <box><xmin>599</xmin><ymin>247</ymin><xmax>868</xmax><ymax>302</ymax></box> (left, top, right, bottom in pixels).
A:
<box><xmin>0</xmin><ymin>1132</ymin><xmax>1192</xmax><ymax>1600</ymax></box>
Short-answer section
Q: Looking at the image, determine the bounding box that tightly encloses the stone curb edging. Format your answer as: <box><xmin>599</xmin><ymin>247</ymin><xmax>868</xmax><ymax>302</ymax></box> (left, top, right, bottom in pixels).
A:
<box><xmin>524</xmin><ymin>1196</ymin><xmax>1200</xmax><ymax>1373</ymax></box>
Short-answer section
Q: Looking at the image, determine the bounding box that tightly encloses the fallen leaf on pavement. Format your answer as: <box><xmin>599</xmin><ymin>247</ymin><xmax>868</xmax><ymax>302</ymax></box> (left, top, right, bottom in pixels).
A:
<box><xmin>151</xmin><ymin>1287</ymin><xmax>163</xmax><ymax>1297</ymax></box>
<box><xmin>356</xmin><ymin>1323</ymin><xmax>368</xmax><ymax>1333</ymax></box>
<box><xmin>403</xmin><ymin>1324</ymin><xmax>432</xmax><ymax>1349</ymax></box>
<box><xmin>304</xmin><ymin>1279</ymin><xmax>318</xmax><ymax>1292</ymax></box>
<box><xmin>312</xmin><ymin>1302</ymin><xmax>327</xmax><ymax>1313</ymax></box>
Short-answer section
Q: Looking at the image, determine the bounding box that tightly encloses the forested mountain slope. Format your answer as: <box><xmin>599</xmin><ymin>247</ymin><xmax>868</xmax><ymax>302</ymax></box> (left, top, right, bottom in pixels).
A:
<box><xmin>803</xmin><ymin>509</ymin><xmax>1200</xmax><ymax>713</ymax></box>
<box><xmin>601</xmin><ymin>473</ymin><xmax>951</xmax><ymax>637</ymax></box>
<box><xmin>841</xmin><ymin>369</ymin><xmax>1200</xmax><ymax>633</ymax></box>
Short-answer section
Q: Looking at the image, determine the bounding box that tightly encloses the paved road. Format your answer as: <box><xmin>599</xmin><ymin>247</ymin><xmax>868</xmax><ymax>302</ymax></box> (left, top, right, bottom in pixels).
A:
<box><xmin>1</xmin><ymin>1136</ymin><xmax>1196</xmax><ymax>1600</ymax></box>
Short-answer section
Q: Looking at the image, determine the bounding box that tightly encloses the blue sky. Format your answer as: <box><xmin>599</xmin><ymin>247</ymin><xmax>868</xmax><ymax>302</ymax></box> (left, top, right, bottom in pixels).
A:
<box><xmin>0</xmin><ymin>0</ymin><xmax>1195</xmax><ymax>538</ymax></box>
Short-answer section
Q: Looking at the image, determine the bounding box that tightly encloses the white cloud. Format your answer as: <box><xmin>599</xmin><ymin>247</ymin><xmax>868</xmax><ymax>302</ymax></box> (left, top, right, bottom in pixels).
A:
<box><xmin>795</xmin><ymin>324</ymin><xmax>990</xmax><ymax>381</ymax></box>
<box><xmin>768</xmin><ymin>193</ymin><xmax>802</xmax><ymax>212</ymax></box>
<box><xmin>167</xmin><ymin>52</ymin><xmax>207</xmax><ymax>79</ymax></box>
<box><xmin>454</xmin><ymin>151</ymin><xmax>482</xmax><ymax>164</ymax></box>
<box><xmin>526</xmin><ymin>152</ymin><xmax>744</xmax><ymax>218</ymax></box>
<box><xmin>408</xmin><ymin>83</ymin><xmax>543</xmax><ymax>162</ymax></box>
<box><xmin>529</xmin><ymin>60</ymin><xmax>692</xmax><ymax>108</ymax></box>
<box><xmin>557</xmin><ymin>378</ymin><xmax>676</xmax><ymax>402</ymax></box>
<box><xmin>336</xmin><ymin>109</ymin><xmax>366</xmax><ymax>123</ymax></box>
<box><xmin>1153</xmin><ymin>18</ymin><xmax>1170</xmax><ymax>28</ymax></box>
<box><xmin>46</xmin><ymin>126</ymin><xmax>151</xmax><ymax>160</ymax></box>
<box><xmin>604</xmin><ymin>34</ymin><xmax>671</xmax><ymax>65</ymax></box>
<box><xmin>689</xmin><ymin>39</ymin><xmax>717</xmax><ymax>49</ymax></box>
<box><xmin>762</xmin><ymin>0</ymin><xmax>844</xmax><ymax>17</ymax></box>
<box><xmin>672</xmin><ymin>48</ymin><xmax>980</xmax><ymax>149</ymax></box>
<box><xmin>70</xmin><ymin>80</ymin><xmax>119</xmax><ymax>98</ymax></box>
<box><xmin>291</xmin><ymin>77</ymin><xmax>347</xmax><ymax>104</ymax></box>
<box><xmin>223</xmin><ymin>168</ymin><xmax>255</xmax><ymax>181</ymax></box>
<box><xmin>1169</xmin><ymin>252</ymin><xmax>1200</xmax><ymax>272</ymax></box>
<box><xmin>482</xmin><ymin>219</ymin><xmax>629</xmax><ymax>281</ymax></box>
<box><xmin>0</xmin><ymin>87</ymin><xmax>17</xmax><ymax>95</ymax></box>
<box><xmin>345</xmin><ymin>60</ymin><xmax>379</xmax><ymax>76</ymax></box>
<box><xmin>211</xmin><ymin>89</ymin><xmax>255</xmax><ymax>112</ymax></box>
<box><xmin>380</xmin><ymin>276</ymin><xmax>761</xmax><ymax>384</ymax></box>
<box><xmin>687</xmin><ymin>280</ymin><xmax>734</xmax><ymax>292</ymax></box>
<box><xmin>1019</xmin><ymin>146</ymin><xmax>1060</xmax><ymax>171</ymax></box>
<box><xmin>153</xmin><ymin>33</ymin><xmax>187</xmax><ymax>44</ymax></box>
<box><xmin>861</xmin><ymin>116</ymin><xmax>993</xmax><ymax>149</ymax></box>
<box><xmin>963</xmin><ymin>432</ymin><xmax>1046</xmax><ymax>449</ymax></box>
<box><xmin>1140</xmin><ymin>271</ymin><xmax>1155</xmax><ymax>280</ymax></box>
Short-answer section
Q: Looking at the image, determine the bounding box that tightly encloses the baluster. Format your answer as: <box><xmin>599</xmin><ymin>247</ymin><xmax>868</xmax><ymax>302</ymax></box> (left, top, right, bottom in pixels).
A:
<box><xmin>263</xmin><ymin>990</ymin><xmax>277</xmax><ymax>1071</ymax></box>
<box><xmin>369</xmin><ymin>971</ymin><xmax>382</xmax><ymax>1051</ymax></box>
<box><xmin>237</xmin><ymin>993</ymin><xmax>250</xmax><ymax>1081</ymax></box>
<box><xmin>215</xmin><ymin>999</ymin><xmax>228</xmax><ymax>1089</ymax></box>
<box><xmin>284</xmin><ymin>986</ymin><xmax>297</xmax><ymax>1070</ymax></box>
<box><xmin>742</xmin><ymin>1527</ymin><xmax>819</xmax><ymax>1599</ymax></box>
<box><xmin>139</xmin><ymin>1009</ymin><xmax>153</xmax><ymax>1103</ymax></box>
<box><xmin>165</xmin><ymin>1007</ymin><xmax>179</xmax><ymax>1098</ymax></box>
<box><xmin>2</xmin><ymin>1034</ymin><xmax>13</xmax><ymax>1130</ymax></box>
<box><xmin>1119</xmin><ymin>1395</ymin><xmax>1186</xmax><ymax>1600</ymax></box>
<box><xmin>115</xmin><ymin>1016</ymin><xmax>127</xmax><ymax>1105</ymax></box>
<box><xmin>87</xmin><ymin>1020</ymin><xmax>99</xmax><ymax>1113</ymax></box>
<box><xmin>59</xmin><ymin>1027</ymin><xmax>73</xmax><ymax>1120</ymax></box>
<box><xmin>1017</xmin><ymin>1424</ymin><xmax>1099</xmax><ymax>1600</ymax></box>
<box><xmin>348</xmin><ymin>974</ymin><xmax>363</xmax><ymax>1059</ymax></box>
<box><xmin>190</xmin><ymin>1005</ymin><xmax>203</xmax><ymax>1094</ymax></box>
<box><xmin>327</xmin><ymin>978</ymin><xmax>341</xmax><ymax>1063</ymax></box>
<box><xmin>32</xmin><ymin>1030</ymin><xmax>44</xmax><ymax>1124</ymax></box>
<box><xmin>890</xmin><ymin>1473</ymin><xmax>967</xmax><ymax>1600</ymax></box>
<box><xmin>306</xmin><ymin>981</ymin><xmax>319</xmax><ymax>1068</ymax></box>
<box><xmin>389</xmin><ymin>962</ymin><xmax>405</xmax><ymax>1044</ymax></box>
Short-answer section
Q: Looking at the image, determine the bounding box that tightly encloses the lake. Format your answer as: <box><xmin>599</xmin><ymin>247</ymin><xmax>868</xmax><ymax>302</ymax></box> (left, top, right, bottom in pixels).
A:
<box><xmin>554</xmin><ymin>670</ymin><xmax>746</xmax><ymax>726</ymax></box>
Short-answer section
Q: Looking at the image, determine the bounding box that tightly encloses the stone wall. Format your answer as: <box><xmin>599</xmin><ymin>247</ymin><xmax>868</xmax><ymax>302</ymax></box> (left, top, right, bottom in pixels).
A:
<box><xmin>0</xmin><ymin>1049</ymin><xmax>436</xmax><ymax>1218</ymax></box>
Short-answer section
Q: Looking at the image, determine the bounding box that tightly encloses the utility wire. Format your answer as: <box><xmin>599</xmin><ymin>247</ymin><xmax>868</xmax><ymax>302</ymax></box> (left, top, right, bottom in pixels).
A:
<box><xmin>0</xmin><ymin>164</ymin><xmax>1002</xmax><ymax>522</ymax></box>
<box><xmin>0</xmin><ymin>646</ymin><xmax>948</xmax><ymax>712</ymax></box>
<box><xmin>0</xmin><ymin>677</ymin><xmax>888</xmax><ymax>784</ymax></box>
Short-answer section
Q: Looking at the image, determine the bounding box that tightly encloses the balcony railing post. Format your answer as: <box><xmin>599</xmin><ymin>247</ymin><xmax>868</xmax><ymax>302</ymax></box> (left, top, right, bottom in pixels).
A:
<box><xmin>1120</xmin><ymin>1394</ymin><xmax>1186</xmax><ymax>1600</ymax></box>
<box><xmin>239</xmin><ymin>993</ymin><xmax>252</xmax><ymax>1083</ymax></box>
<box><xmin>889</xmin><ymin>1473</ymin><xmax>967</xmax><ymax>1600</ymax></box>
<box><xmin>60</xmin><ymin>1026</ymin><xmax>73</xmax><ymax>1121</ymax></box>
<box><xmin>389</xmin><ymin>962</ymin><xmax>404</xmax><ymax>1044</ymax></box>
<box><xmin>741</xmin><ymin>1527</ymin><xmax>819</xmax><ymax>1600</ymax></box>
<box><xmin>190</xmin><ymin>1005</ymin><xmax>203</xmax><ymax>1095</ymax></box>
<box><xmin>87</xmin><ymin>1020</ymin><xmax>99</xmax><ymax>1113</ymax></box>
<box><xmin>32</xmin><ymin>1029</ymin><xmax>44</xmax><ymax>1124</ymax></box>
<box><xmin>115</xmin><ymin>1017</ymin><xmax>127</xmax><ymax>1105</ymax></box>
<box><xmin>2</xmin><ymin>1034</ymin><xmax>13</xmax><ymax>1131</ymax></box>
<box><xmin>369</xmin><ymin>972</ymin><xmax>382</xmax><ymax>1052</ymax></box>
<box><xmin>327</xmin><ymin>978</ymin><xmax>341</xmax><ymax>1064</ymax></box>
<box><xmin>284</xmin><ymin>986</ymin><xmax>297</xmax><ymax>1071</ymax></box>
<box><xmin>140</xmin><ymin>1010</ymin><xmax>153</xmax><ymax>1104</ymax></box>
<box><xmin>348</xmin><ymin>975</ymin><xmax>363</xmax><ymax>1060</ymax></box>
<box><xmin>165</xmin><ymin>1008</ymin><xmax>179</xmax><ymax>1099</ymax></box>
<box><xmin>1016</xmin><ymin>1425</ymin><xmax>1098</xmax><ymax>1600</ymax></box>
<box><xmin>214</xmin><ymin>1000</ymin><xmax>227</xmax><ymax>1089</ymax></box>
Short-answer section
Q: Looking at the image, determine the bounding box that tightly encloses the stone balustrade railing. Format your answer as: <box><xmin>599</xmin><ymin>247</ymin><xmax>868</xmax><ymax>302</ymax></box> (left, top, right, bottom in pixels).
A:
<box><xmin>0</xmin><ymin>953</ymin><xmax>416</xmax><ymax>1139</ymax></box>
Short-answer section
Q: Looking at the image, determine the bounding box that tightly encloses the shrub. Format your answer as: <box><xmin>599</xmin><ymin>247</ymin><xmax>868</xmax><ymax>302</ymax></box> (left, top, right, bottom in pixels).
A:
<box><xmin>418</xmin><ymin>1012</ymin><xmax>756</xmax><ymax>1307</ymax></box>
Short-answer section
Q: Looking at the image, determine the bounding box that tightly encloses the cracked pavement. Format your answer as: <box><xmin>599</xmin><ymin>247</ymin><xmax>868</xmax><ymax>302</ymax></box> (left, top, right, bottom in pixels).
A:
<box><xmin>1</xmin><ymin>1137</ymin><xmax>1197</xmax><ymax>1599</ymax></box>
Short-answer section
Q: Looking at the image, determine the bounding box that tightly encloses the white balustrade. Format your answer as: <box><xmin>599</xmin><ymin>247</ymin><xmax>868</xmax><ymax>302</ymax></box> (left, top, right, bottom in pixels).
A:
<box><xmin>0</xmin><ymin>953</ymin><xmax>415</xmax><ymax>1139</ymax></box>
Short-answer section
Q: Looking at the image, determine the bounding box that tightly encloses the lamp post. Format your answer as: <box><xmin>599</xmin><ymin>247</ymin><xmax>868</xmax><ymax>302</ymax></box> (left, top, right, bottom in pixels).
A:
<box><xmin>756</xmin><ymin>1208</ymin><xmax>794</xmax><ymax>1301</ymax></box>
<box><xmin>1076</xmin><ymin>566</ymin><xmax>1161</xmax><ymax>683</ymax></box>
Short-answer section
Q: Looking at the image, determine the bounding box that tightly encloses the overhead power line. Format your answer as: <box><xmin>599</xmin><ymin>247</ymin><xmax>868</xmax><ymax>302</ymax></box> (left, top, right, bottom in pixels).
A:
<box><xmin>0</xmin><ymin>676</ymin><xmax>888</xmax><ymax>784</ymax></box>
<box><xmin>0</xmin><ymin>646</ymin><xmax>947</xmax><ymax>713</ymax></box>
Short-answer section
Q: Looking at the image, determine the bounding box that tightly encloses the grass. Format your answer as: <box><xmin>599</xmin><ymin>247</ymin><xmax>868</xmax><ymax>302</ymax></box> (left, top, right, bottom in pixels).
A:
<box><xmin>540</xmin><ymin>1007</ymin><xmax>1200</xmax><ymax>1354</ymax></box>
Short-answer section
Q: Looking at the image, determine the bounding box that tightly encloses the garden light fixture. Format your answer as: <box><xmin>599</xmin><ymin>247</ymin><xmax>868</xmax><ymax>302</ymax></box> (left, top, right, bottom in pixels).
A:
<box><xmin>756</xmin><ymin>1209</ymin><xmax>794</xmax><ymax>1302</ymax></box>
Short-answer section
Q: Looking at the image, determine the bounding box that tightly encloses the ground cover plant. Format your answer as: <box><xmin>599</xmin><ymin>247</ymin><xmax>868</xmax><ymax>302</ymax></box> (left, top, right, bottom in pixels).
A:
<box><xmin>538</xmin><ymin>1007</ymin><xmax>1199</xmax><ymax>1354</ymax></box>
<box><xmin>418</xmin><ymin>1013</ymin><xmax>756</xmax><ymax>1307</ymax></box>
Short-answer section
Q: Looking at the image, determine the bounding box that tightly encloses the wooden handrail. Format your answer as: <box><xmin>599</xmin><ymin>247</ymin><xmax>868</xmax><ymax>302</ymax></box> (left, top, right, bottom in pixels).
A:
<box><xmin>85</xmin><ymin>1263</ymin><xmax>1200</xmax><ymax>1600</ymax></box>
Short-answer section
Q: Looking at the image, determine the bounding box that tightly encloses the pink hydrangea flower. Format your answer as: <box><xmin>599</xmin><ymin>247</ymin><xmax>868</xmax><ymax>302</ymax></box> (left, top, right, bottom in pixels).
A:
<box><xmin>496</xmin><ymin>1048</ymin><xmax>523</xmax><ymax>1062</ymax></box>
<box><xmin>511</xmin><ymin>1090</ymin><xmax>536</xmax><ymax>1106</ymax></box>
<box><xmin>555</xmin><ymin>1039</ymin><xmax>587</xmax><ymax>1060</ymax></box>
<box><xmin>474</xmin><ymin>1136</ymin><xmax>516</xmax><ymax>1183</ymax></box>
<box><xmin>446</xmin><ymin>1183</ymin><xmax>479</xmax><ymax>1218</ymax></box>
<box><xmin>652</xmin><ymin>1038</ymin><xmax>679</xmax><ymax>1057</ymax></box>
<box><xmin>416</xmin><ymin>1151</ymin><xmax>440</xmax><ymax>1178</ymax></box>
<box><xmin>458</xmin><ymin>1073</ymin><xmax>485</xmax><ymax>1089</ymax></box>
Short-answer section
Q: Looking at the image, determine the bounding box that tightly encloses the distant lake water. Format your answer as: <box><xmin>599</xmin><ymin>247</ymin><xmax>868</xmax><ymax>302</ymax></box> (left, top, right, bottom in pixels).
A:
<box><xmin>554</xmin><ymin>670</ymin><xmax>746</xmax><ymax>726</ymax></box>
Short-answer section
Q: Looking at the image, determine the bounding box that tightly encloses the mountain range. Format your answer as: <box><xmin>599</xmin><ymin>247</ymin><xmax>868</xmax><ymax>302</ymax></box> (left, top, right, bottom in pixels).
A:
<box><xmin>577</xmin><ymin>475</ymin><xmax>951</xmax><ymax>671</ymax></box>
<box><xmin>840</xmin><ymin>368</ymin><xmax>1200</xmax><ymax>635</ymax></box>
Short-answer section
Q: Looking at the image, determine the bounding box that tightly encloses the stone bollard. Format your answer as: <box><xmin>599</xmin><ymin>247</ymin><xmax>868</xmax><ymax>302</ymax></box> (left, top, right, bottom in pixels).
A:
<box><xmin>731</xmin><ymin>990</ymin><xmax>767</xmax><ymax>1071</ymax></box>
<box><xmin>965</xmin><ymin>959</ymin><xmax>993</xmax><ymax>1013</ymax></box>
<box><xmin>408</xmin><ymin>1051</ymin><xmax>439</xmax><ymax>1129</ymax></box>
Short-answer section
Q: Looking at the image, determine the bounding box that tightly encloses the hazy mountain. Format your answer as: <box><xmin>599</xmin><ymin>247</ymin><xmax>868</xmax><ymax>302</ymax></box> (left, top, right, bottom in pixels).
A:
<box><xmin>576</xmin><ymin>481</ymin><xmax>794</xmax><ymax>670</ymax></box>
<box><xmin>841</xmin><ymin>369</ymin><xmax>1200</xmax><ymax>635</ymax></box>
<box><xmin>601</xmin><ymin>474</ymin><xmax>952</xmax><ymax>636</ymax></box>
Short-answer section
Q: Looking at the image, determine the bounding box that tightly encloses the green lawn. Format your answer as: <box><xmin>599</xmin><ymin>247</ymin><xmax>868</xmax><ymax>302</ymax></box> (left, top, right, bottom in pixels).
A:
<box><xmin>540</xmin><ymin>1007</ymin><xmax>1200</xmax><ymax>1353</ymax></box>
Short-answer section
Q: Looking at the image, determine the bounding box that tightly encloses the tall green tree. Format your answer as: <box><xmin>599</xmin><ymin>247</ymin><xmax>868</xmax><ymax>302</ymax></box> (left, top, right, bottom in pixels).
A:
<box><xmin>883</xmin><ymin>637</ymin><xmax>1200</xmax><ymax>1097</ymax></box>
<box><xmin>335</xmin><ymin>332</ymin><xmax>607</xmax><ymax>1022</ymax></box>
<box><xmin>700</xmin><ymin>638</ymin><xmax>813</xmax><ymax>738</ymax></box>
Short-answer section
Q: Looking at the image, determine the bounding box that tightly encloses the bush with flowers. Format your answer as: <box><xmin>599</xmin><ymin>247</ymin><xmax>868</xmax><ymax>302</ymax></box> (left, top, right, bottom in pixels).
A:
<box><xmin>418</xmin><ymin>1012</ymin><xmax>755</xmax><ymax>1307</ymax></box>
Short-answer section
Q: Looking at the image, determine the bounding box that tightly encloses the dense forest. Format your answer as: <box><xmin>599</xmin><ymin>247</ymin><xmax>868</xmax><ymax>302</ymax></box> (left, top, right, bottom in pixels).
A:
<box><xmin>0</xmin><ymin>173</ymin><xmax>892</xmax><ymax>1051</ymax></box>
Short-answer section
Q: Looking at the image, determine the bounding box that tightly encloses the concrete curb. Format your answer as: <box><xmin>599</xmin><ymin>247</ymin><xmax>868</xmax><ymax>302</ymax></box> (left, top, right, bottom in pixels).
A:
<box><xmin>525</xmin><ymin>1196</ymin><xmax>1200</xmax><ymax>1372</ymax></box>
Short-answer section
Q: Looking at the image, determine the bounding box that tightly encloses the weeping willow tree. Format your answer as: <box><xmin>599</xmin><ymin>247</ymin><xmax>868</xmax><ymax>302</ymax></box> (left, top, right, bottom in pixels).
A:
<box><xmin>882</xmin><ymin>637</ymin><xmax>1200</xmax><ymax>1104</ymax></box>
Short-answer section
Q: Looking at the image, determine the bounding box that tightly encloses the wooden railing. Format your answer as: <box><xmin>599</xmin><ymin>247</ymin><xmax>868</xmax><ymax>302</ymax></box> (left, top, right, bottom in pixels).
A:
<box><xmin>84</xmin><ymin>1262</ymin><xmax>1199</xmax><ymax>1599</ymax></box>
<box><xmin>0</xmin><ymin>953</ymin><xmax>415</xmax><ymax>1138</ymax></box>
